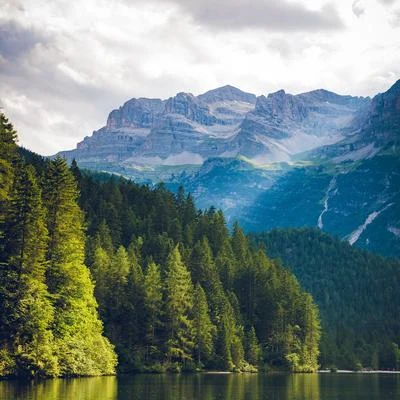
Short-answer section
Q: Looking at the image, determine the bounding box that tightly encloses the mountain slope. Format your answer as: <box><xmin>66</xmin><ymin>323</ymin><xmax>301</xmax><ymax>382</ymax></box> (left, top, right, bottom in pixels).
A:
<box><xmin>250</xmin><ymin>228</ymin><xmax>400</xmax><ymax>369</ymax></box>
<box><xmin>240</xmin><ymin>154</ymin><xmax>400</xmax><ymax>257</ymax></box>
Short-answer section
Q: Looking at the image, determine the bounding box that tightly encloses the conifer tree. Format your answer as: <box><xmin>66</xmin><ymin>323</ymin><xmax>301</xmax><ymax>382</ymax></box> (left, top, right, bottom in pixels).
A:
<box><xmin>215</xmin><ymin>238</ymin><xmax>236</xmax><ymax>290</ymax></box>
<box><xmin>192</xmin><ymin>283</ymin><xmax>215</xmax><ymax>366</ymax></box>
<box><xmin>143</xmin><ymin>261</ymin><xmax>163</xmax><ymax>360</ymax></box>
<box><xmin>245</xmin><ymin>326</ymin><xmax>262</xmax><ymax>365</ymax></box>
<box><xmin>298</xmin><ymin>293</ymin><xmax>321</xmax><ymax>372</ymax></box>
<box><xmin>0</xmin><ymin>113</ymin><xmax>18</xmax><ymax>243</ymax></box>
<box><xmin>125</xmin><ymin>242</ymin><xmax>145</xmax><ymax>367</ymax></box>
<box><xmin>0</xmin><ymin>165</ymin><xmax>57</xmax><ymax>377</ymax></box>
<box><xmin>43</xmin><ymin>157</ymin><xmax>116</xmax><ymax>376</ymax></box>
<box><xmin>164</xmin><ymin>246</ymin><xmax>194</xmax><ymax>363</ymax></box>
<box><xmin>90</xmin><ymin>245</ymin><xmax>112</xmax><ymax>316</ymax></box>
<box><xmin>0</xmin><ymin>113</ymin><xmax>17</xmax><ymax>204</ymax></box>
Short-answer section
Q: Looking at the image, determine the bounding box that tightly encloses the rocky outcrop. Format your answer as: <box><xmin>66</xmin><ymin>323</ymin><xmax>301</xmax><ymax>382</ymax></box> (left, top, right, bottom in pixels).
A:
<box><xmin>228</xmin><ymin>88</ymin><xmax>370</xmax><ymax>160</ymax></box>
<box><xmin>198</xmin><ymin>85</ymin><xmax>257</xmax><ymax>104</ymax></box>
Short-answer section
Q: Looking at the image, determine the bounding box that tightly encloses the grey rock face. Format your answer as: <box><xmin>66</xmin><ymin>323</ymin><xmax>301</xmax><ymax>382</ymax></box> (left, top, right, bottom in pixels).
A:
<box><xmin>107</xmin><ymin>98</ymin><xmax>164</xmax><ymax>130</ymax></box>
<box><xmin>229</xmin><ymin>89</ymin><xmax>370</xmax><ymax>161</ymax></box>
<box><xmin>58</xmin><ymin>84</ymin><xmax>369</xmax><ymax>166</ymax></box>
<box><xmin>309</xmin><ymin>79</ymin><xmax>400</xmax><ymax>162</ymax></box>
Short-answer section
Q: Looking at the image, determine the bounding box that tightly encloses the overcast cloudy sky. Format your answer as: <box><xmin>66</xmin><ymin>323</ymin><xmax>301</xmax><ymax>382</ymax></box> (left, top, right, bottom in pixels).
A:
<box><xmin>1</xmin><ymin>0</ymin><xmax>399</xmax><ymax>155</ymax></box>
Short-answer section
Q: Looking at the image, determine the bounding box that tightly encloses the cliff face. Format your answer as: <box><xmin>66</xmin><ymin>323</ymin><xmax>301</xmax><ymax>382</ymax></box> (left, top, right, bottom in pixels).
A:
<box><xmin>59</xmin><ymin>85</ymin><xmax>368</xmax><ymax>165</ymax></box>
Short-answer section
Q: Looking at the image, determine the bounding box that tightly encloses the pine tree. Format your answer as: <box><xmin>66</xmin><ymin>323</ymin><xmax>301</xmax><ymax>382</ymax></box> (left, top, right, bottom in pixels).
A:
<box><xmin>0</xmin><ymin>165</ymin><xmax>57</xmax><ymax>377</ymax></box>
<box><xmin>215</xmin><ymin>238</ymin><xmax>236</xmax><ymax>290</ymax></box>
<box><xmin>125</xmin><ymin>242</ymin><xmax>145</xmax><ymax>368</ymax></box>
<box><xmin>0</xmin><ymin>113</ymin><xmax>18</xmax><ymax>244</ymax></box>
<box><xmin>43</xmin><ymin>157</ymin><xmax>116</xmax><ymax>376</ymax></box>
<box><xmin>164</xmin><ymin>246</ymin><xmax>194</xmax><ymax>363</ymax></box>
<box><xmin>298</xmin><ymin>293</ymin><xmax>321</xmax><ymax>372</ymax></box>
<box><xmin>143</xmin><ymin>261</ymin><xmax>163</xmax><ymax>361</ymax></box>
<box><xmin>245</xmin><ymin>326</ymin><xmax>262</xmax><ymax>366</ymax></box>
<box><xmin>0</xmin><ymin>113</ymin><xmax>17</xmax><ymax>204</ymax></box>
<box><xmin>190</xmin><ymin>237</ymin><xmax>216</xmax><ymax>287</ymax></box>
<box><xmin>90</xmin><ymin>245</ymin><xmax>112</xmax><ymax>316</ymax></box>
<box><xmin>193</xmin><ymin>283</ymin><xmax>216</xmax><ymax>367</ymax></box>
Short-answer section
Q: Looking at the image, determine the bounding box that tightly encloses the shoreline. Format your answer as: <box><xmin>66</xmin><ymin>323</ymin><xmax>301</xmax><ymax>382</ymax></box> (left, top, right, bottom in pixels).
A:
<box><xmin>318</xmin><ymin>370</ymin><xmax>400</xmax><ymax>374</ymax></box>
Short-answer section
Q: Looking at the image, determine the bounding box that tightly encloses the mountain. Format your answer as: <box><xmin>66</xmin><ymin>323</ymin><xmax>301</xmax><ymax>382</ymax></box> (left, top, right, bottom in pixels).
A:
<box><xmin>59</xmin><ymin>85</ymin><xmax>367</xmax><ymax>167</ymax></box>
<box><xmin>57</xmin><ymin>80</ymin><xmax>400</xmax><ymax>257</ymax></box>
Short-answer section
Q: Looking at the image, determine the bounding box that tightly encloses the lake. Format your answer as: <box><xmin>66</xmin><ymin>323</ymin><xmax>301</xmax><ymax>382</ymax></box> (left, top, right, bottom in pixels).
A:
<box><xmin>1</xmin><ymin>372</ymin><xmax>399</xmax><ymax>400</ymax></box>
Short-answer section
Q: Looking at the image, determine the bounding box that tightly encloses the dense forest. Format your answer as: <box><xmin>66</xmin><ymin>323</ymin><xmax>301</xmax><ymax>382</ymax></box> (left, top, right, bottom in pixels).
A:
<box><xmin>0</xmin><ymin>114</ymin><xmax>320</xmax><ymax>377</ymax></box>
<box><xmin>250</xmin><ymin>229</ymin><xmax>400</xmax><ymax>370</ymax></box>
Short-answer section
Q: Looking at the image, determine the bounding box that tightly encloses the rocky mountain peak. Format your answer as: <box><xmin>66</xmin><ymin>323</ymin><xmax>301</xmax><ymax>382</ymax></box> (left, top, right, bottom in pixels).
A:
<box><xmin>164</xmin><ymin>92</ymin><xmax>216</xmax><ymax>125</ymax></box>
<box><xmin>106</xmin><ymin>97</ymin><xmax>163</xmax><ymax>129</ymax></box>
<box><xmin>257</xmin><ymin>89</ymin><xmax>308</xmax><ymax>122</ymax></box>
<box><xmin>198</xmin><ymin>85</ymin><xmax>257</xmax><ymax>104</ymax></box>
<box><xmin>369</xmin><ymin>79</ymin><xmax>400</xmax><ymax>123</ymax></box>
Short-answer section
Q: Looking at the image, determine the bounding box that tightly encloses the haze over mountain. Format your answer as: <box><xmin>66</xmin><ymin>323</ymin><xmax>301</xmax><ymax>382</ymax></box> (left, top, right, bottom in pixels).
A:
<box><xmin>58</xmin><ymin>79</ymin><xmax>400</xmax><ymax>257</ymax></box>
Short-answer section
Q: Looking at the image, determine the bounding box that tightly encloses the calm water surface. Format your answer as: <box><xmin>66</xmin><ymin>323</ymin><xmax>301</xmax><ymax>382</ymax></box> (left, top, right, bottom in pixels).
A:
<box><xmin>1</xmin><ymin>373</ymin><xmax>399</xmax><ymax>400</ymax></box>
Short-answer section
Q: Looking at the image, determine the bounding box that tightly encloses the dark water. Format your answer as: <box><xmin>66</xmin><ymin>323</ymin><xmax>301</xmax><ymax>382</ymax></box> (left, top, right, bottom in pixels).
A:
<box><xmin>1</xmin><ymin>373</ymin><xmax>399</xmax><ymax>400</ymax></box>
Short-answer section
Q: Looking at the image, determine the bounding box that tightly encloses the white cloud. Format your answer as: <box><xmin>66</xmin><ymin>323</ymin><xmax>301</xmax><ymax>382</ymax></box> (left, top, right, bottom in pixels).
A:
<box><xmin>0</xmin><ymin>0</ymin><xmax>399</xmax><ymax>155</ymax></box>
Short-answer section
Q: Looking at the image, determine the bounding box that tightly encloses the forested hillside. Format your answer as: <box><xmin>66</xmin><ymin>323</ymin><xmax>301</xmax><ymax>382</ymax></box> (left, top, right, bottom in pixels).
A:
<box><xmin>70</xmin><ymin>166</ymin><xmax>321</xmax><ymax>373</ymax></box>
<box><xmin>0</xmin><ymin>114</ymin><xmax>320</xmax><ymax>377</ymax></box>
<box><xmin>250</xmin><ymin>228</ymin><xmax>400</xmax><ymax>370</ymax></box>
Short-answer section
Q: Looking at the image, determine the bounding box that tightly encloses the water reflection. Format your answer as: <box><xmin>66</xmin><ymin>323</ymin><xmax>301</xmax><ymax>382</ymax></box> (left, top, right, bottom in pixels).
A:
<box><xmin>0</xmin><ymin>373</ymin><xmax>399</xmax><ymax>400</ymax></box>
<box><xmin>0</xmin><ymin>376</ymin><xmax>117</xmax><ymax>400</ymax></box>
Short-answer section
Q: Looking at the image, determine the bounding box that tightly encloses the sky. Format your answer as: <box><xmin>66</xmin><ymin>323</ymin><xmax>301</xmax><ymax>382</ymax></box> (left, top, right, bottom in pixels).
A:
<box><xmin>0</xmin><ymin>0</ymin><xmax>399</xmax><ymax>155</ymax></box>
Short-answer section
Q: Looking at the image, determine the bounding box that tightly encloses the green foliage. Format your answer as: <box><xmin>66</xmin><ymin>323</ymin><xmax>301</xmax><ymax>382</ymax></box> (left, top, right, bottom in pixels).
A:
<box><xmin>42</xmin><ymin>157</ymin><xmax>116</xmax><ymax>376</ymax></box>
<box><xmin>143</xmin><ymin>261</ymin><xmax>163</xmax><ymax>355</ymax></box>
<box><xmin>193</xmin><ymin>284</ymin><xmax>216</xmax><ymax>367</ymax></box>
<box><xmin>164</xmin><ymin>246</ymin><xmax>194</xmax><ymax>363</ymax></box>
<box><xmin>73</xmin><ymin>169</ymin><xmax>322</xmax><ymax>372</ymax></box>
<box><xmin>245</xmin><ymin>327</ymin><xmax>262</xmax><ymax>366</ymax></box>
<box><xmin>250</xmin><ymin>227</ymin><xmax>400</xmax><ymax>370</ymax></box>
<box><xmin>0</xmin><ymin>113</ymin><xmax>17</xmax><ymax>206</ymax></box>
<box><xmin>0</xmin><ymin>164</ymin><xmax>57</xmax><ymax>377</ymax></box>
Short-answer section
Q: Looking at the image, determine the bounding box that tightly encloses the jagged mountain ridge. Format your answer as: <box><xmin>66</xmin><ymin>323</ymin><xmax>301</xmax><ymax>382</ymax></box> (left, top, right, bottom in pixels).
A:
<box><xmin>59</xmin><ymin>84</ymin><xmax>368</xmax><ymax>167</ymax></box>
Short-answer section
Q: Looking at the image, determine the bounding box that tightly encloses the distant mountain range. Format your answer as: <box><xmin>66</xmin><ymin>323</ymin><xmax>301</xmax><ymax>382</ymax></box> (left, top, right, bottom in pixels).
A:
<box><xmin>58</xmin><ymin>80</ymin><xmax>400</xmax><ymax>257</ymax></box>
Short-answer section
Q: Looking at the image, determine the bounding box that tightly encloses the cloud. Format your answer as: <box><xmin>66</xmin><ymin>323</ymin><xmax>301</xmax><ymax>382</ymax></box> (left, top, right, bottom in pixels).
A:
<box><xmin>149</xmin><ymin>0</ymin><xmax>345</xmax><ymax>32</ymax></box>
<box><xmin>0</xmin><ymin>19</ymin><xmax>48</xmax><ymax>61</ymax></box>
<box><xmin>352</xmin><ymin>0</ymin><xmax>366</xmax><ymax>17</ymax></box>
<box><xmin>377</xmin><ymin>0</ymin><xmax>397</xmax><ymax>5</ymax></box>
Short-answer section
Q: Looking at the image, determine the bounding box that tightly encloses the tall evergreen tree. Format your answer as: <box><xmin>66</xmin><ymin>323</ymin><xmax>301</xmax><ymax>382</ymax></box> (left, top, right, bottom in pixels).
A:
<box><xmin>143</xmin><ymin>261</ymin><xmax>163</xmax><ymax>361</ymax></box>
<box><xmin>43</xmin><ymin>157</ymin><xmax>116</xmax><ymax>376</ymax></box>
<box><xmin>192</xmin><ymin>283</ymin><xmax>215</xmax><ymax>366</ymax></box>
<box><xmin>0</xmin><ymin>113</ymin><xmax>18</xmax><ymax>244</ymax></box>
<box><xmin>164</xmin><ymin>246</ymin><xmax>194</xmax><ymax>363</ymax></box>
<box><xmin>245</xmin><ymin>326</ymin><xmax>262</xmax><ymax>365</ymax></box>
<box><xmin>0</xmin><ymin>113</ymin><xmax>17</xmax><ymax>205</ymax></box>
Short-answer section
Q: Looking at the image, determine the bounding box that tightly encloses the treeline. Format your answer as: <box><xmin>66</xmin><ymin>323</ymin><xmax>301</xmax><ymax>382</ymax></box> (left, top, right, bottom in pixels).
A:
<box><xmin>250</xmin><ymin>228</ymin><xmax>400</xmax><ymax>370</ymax></box>
<box><xmin>0</xmin><ymin>113</ymin><xmax>320</xmax><ymax>376</ymax></box>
